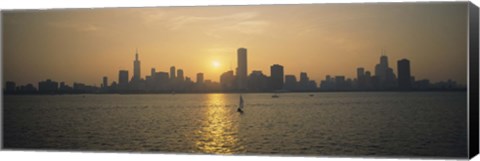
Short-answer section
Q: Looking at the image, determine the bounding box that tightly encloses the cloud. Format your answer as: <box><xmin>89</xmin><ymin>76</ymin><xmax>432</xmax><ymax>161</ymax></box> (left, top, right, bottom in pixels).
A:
<box><xmin>142</xmin><ymin>11</ymin><xmax>270</xmax><ymax>36</ymax></box>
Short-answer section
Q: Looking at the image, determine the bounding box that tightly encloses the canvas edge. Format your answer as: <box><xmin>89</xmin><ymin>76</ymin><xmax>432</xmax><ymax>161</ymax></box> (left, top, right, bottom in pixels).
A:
<box><xmin>468</xmin><ymin>1</ymin><xmax>479</xmax><ymax>159</ymax></box>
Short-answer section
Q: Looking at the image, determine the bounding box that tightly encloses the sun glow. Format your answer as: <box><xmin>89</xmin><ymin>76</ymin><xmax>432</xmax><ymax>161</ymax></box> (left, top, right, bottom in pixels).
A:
<box><xmin>212</xmin><ymin>61</ymin><xmax>220</xmax><ymax>68</ymax></box>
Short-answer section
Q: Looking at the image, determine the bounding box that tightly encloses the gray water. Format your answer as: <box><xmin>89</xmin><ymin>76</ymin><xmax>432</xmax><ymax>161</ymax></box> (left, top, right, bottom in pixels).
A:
<box><xmin>2</xmin><ymin>92</ymin><xmax>468</xmax><ymax>158</ymax></box>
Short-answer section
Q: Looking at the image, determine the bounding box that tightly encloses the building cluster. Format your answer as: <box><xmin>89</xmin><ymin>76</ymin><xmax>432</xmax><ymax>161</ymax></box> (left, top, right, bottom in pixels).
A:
<box><xmin>4</xmin><ymin>79</ymin><xmax>99</xmax><ymax>94</ymax></box>
<box><xmin>319</xmin><ymin>51</ymin><xmax>462</xmax><ymax>91</ymax></box>
<box><xmin>4</xmin><ymin>48</ymin><xmax>464</xmax><ymax>94</ymax></box>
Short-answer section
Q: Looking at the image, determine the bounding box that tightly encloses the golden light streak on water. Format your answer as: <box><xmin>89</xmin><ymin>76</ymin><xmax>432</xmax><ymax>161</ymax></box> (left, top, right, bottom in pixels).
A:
<box><xmin>194</xmin><ymin>94</ymin><xmax>241</xmax><ymax>154</ymax></box>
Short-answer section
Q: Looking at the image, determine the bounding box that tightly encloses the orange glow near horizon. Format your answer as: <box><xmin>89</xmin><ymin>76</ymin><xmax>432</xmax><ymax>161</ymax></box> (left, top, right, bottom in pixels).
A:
<box><xmin>2</xmin><ymin>3</ymin><xmax>468</xmax><ymax>86</ymax></box>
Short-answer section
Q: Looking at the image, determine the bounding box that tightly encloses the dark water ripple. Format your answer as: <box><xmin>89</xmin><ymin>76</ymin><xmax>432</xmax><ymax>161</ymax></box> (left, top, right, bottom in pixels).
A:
<box><xmin>3</xmin><ymin>92</ymin><xmax>467</xmax><ymax>158</ymax></box>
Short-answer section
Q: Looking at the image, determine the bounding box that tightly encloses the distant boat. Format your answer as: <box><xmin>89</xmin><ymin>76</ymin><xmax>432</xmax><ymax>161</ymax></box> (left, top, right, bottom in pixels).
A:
<box><xmin>272</xmin><ymin>94</ymin><xmax>279</xmax><ymax>98</ymax></box>
<box><xmin>237</xmin><ymin>95</ymin><xmax>244</xmax><ymax>113</ymax></box>
<box><xmin>309</xmin><ymin>94</ymin><xmax>314</xmax><ymax>97</ymax></box>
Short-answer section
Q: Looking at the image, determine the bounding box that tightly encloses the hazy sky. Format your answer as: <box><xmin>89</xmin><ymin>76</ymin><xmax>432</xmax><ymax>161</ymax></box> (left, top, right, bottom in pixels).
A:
<box><xmin>2</xmin><ymin>2</ymin><xmax>468</xmax><ymax>86</ymax></box>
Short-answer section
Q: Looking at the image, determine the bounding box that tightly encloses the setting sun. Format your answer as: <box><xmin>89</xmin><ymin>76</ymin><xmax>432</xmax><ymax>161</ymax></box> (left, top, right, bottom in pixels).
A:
<box><xmin>212</xmin><ymin>61</ymin><xmax>220</xmax><ymax>68</ymax></box>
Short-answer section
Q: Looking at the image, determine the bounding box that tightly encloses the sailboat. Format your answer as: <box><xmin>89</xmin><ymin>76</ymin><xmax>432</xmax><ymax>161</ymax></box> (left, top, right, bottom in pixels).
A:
<box><xmin>237</xmin><ymin>95</ymin><xmax>244</xmax><ymax>113</ymax></box>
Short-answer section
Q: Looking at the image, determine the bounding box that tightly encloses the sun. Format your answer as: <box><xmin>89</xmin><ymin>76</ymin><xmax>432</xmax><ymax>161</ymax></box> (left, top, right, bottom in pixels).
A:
<box><xmin>212</xmin><ymin>61</ymin><xmax>220</xmax><ymax>68</ymax></box>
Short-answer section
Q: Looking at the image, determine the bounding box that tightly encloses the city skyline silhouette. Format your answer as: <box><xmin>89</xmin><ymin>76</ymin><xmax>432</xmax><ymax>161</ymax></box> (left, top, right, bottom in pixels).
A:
<box><xmin>4</xmin><ymin>47</ymin><xmax>465</xmax><ymax>94</ymax></box>
<box><xmin>3</xmin><ymin>3</ymin><xmax>468</xmax><ymax>88</ymax></box>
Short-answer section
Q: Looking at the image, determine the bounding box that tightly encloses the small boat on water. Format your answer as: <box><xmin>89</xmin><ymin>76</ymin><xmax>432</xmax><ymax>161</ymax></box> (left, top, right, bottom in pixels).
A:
<box><xmin>309</xmin><ymin>94</ymin><xmax>314</xmax><ymax>97</ymax></box>
<box><xmin>237</xmin><ymin>95</ymin><xmax>244</xmax><ymax>113</ymax></box>
<box><xmin>272</xmin><ymin>94</ymin><xmax>279</xmax><ymax>98</ymax></box>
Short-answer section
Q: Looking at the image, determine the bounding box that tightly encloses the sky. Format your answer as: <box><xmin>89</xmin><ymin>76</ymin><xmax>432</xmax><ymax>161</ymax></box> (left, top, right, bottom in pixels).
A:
<box><xmin>2</xmin><ymin>2</ymin><xmax>469</xmax><ymax>87</ymax></box>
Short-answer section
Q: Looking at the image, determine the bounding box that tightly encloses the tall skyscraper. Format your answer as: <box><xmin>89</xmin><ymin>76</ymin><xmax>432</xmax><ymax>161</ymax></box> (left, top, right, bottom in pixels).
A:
<box><xmin>170</xmin><ymin>66</ymin><xmax>176</xmax><ymax>80</ymax></box>
<box><xmin>357</xmin><ymin>67</ymin><xmax>365</xmax><ymax>89</ymax></box>
<box><xmin>270</xmin><ymin>64</ymin><xmax>284</xmax><ymax>90</ymax></box>
<box><xmin>118</xmin><ymin>70</ymin><xmax>129</xmax><ymax>89</ymax></box>
<box><xmin>397</xmin><ymin>59</ymin><xmax>412</xmax><ymax>90</ymax></box>
<box><xmin>237</xmin><ymin>48</ymin><xmax>248</xmax><ymax>90</ymax></box>
<box><xmin>196</xmin><ymin>73</ymin><xmax>204</xmax><ymax>84</ymax></box>
<box><xmin>357</xmin><ymin>67</ymin><xmax>365</xmax><ymax>80</ymax></box>
<box><xmin>375</xmin><ymin>54</ymin><xmax>389</xmax><ymax>82</ymax></box>
<box><xmin>102</xmin><ymin>76</ymin><xmax>108</xmax><ymax>88</ymax></box>
<box><xmin>374</xmin><ymin>50</ymin><xmax>397</xmax><ymax>89</ymax></box>
<box><xmin>177</xmin><ymin>69</ymin><xmax>184</xmax><ymax>82</ymax></box>
<box><xmin>132</xmin><ymin>49</ymin><xmax>141</xmax><ymax>81</ymax></box>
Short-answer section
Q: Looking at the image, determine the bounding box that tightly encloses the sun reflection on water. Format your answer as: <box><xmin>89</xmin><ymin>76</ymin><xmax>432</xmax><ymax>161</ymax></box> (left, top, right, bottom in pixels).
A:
<box><xmin>194</xmin><ymin>94</ymin><xmax>242</xmax><ymax>154</ymax></box>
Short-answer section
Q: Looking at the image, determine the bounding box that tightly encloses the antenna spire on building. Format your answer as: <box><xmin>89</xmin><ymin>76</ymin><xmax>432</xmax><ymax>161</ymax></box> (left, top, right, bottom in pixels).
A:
<box><xmin>135</xmin><ymin>48</ymin><xmax>139</xmax><ymax>60</ymax></box>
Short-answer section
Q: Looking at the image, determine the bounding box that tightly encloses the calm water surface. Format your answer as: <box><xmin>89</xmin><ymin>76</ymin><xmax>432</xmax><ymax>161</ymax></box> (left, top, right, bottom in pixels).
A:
<box><xmin>3</xmin><ymin>92</ymin><xmax>467</xmax><ymax>158</ymax></box>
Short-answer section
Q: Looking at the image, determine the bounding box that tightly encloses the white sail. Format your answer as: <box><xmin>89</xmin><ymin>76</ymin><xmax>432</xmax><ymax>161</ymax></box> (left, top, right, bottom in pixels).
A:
<box><xmin>239</xmin><ymin>95</ymin><xmax>244</xmax><ymax>109</ymax></box>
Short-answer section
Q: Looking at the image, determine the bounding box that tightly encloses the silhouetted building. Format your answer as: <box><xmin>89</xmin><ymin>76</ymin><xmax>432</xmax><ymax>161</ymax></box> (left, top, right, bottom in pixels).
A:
<box><xmin>375</xmin><ymin>52</ymin><xmax>389</xmax><ymax>82</ymax></box>
<box><xmin>5</xmin><ymin>81</ymin><xmax>16</xmax><ymax>93</ymax></box>
<box><xmin>177</xmin><ymin>69</ymin><xmax>184</xmax><ymax>82</ymax></box>
<box><xmin>335</xmin><ymin>76</ymin><xmax>346</xmax><ymax>90</ymax></box>
<box><xmin>154</xmin><ymin>72</ymin><xmax>170</xmax><ymax>90</ymax></box>
<box><xmin>356</xmin><ymin>67</ymin><xmax>366</xmax><ymax>89</ymax></box>
<box><xmin>204</xmin><ymin>79</ymin><xmax>221</xmax><ymax>91</ymax></box>
<box><xmin>38</xmin><ymin>79</ymin><xmax>59</xmax><ymax>93</ymax></box>
<box><xmin>357</xmin><ymin>68</ymin><xmax>365</xmax><ymax>80</ymax></box>
<box><xmin>397</xmin><ymin>59</ymin><xmax>412</xmax><ymax>90</ymax></box>
<box><xmin>320</xmin><ymin>75</ymin><xmax>335</xmax><ymax>90</ymax></box>
<box><xmin>196</xmin><ymin>73</ymin><xmax>204</xmax><ymax>84</ymax></box>
<box><xmin>284</xmin><ymin>75</ymin><xmax>297</xmax><ymax>91</ymax></box>
<box><xmin>374</xmin><ymin>52</ymin><xmax>397</xmax><ymax>89</ymax></box>
<box><xmin>118</xmin><ymin>70</ymin><xmax>129</xmax><ymax>90</ymax></box>
<box><xmin>295</xmin><ymin>72</ymin><xmax>316</xmax><ymax>91</ymax></box>
<box><xmin>102</xmin><ymin>76</ymin><xmax>108</xmax><ymax>88</ymax></box>
<box><xmin>237</xmin><ymin>48</ymin><xmax>248</xmax><ymax>90</ymax></box>
<box><xmin>17</xmin><ymin>84</ymin><xmax>36</xmax><ymax>93</ymax></box>
<box><xmin>132</xmin><ymin>49</ymin><xmax>141</xmax><ymax>82</ymax></box>
<box><xmin>170</xmin><ymin>66</ymin><xmax>176</xmax><ymax>80</ymax></box>
<box><xmin>151</xmin><ymin>68</ymin><xmax>156</xmax><ymax>78</ymax></box>
<box><xmin>415</xmin><ymin>79</ymin><xmax>430</xmax><ymax>90</ymax></box>
<box><xmin>59</xmin><ymin>82</ymin><xmax>72</xmax><ymax>93</ymax></box>
<box><xmin>432</xmin><ymin>79</ymin><xmax>457</xmax><ymax>90</ymax></box>
<box><xmin>270</xmin><ymin>64</ymin><xmax>284</xmax><ymax>91</ymax></box>
<box><xmin>248</xmin><ymin>71</ymin><xmax>269</xmax><ymax>91</ymax></box>
<box><xmin>73</xmin><ymin>82</ymin><xmax>98</xmax><ymax>93</ymax></box>
<box><xmin>220</xmin><ymin>70</ymin><xmax>235</xmax><ymax>91</ymax></box>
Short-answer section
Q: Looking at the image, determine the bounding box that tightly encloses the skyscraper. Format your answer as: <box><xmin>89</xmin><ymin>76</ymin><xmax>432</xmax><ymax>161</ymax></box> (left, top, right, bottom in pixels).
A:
<box><xmin>357</xmin><ymin>67</ymin><xmax>365</xmax><ymax>89</ymax></box>
<box><xmin>132</xmin><ymin>49</ymin><xmax>141</xmax><ymax>81</ymax></box>
<box><xmin>220</xmin><ymin>70</ymin><xmax>235</xmax><ymax>91</ymax></box>
<box><xmin>357</xmin><ymin>67</ymin><xmax>365</xmax><ymax>80</ymax></box>
<box><xmin>38</xmin><ymin>79</ymin><xmax>59</xmax><ymax>93</ymax></box>
<box><xmin>177</xmin><ymin>69</ymin><xmax>184</xmax><ymax>82</ymax></box>
<box><xmin>248</xmin><ymin>71</ymin><xmax>268</xmax><ymax>91</ymax></box>
<box><xmin>170</xmin><ymin>66</ymin><xmax>176</xmax><ymax>80</ymax></box>
<box><xmin>397</xmin><ymin>59</ymin><xmax>412</xmax><ymax>90</ymax></box>
<box><xmin>196</xmin><ymin>73</ymin><xmax>204</xmax><ymax>84</ymax></box>
<box><xmin>375</xmin><ymin>54</ymin><xmax>389</xmax><ymax>82</ymax></box>
<box><xmin>151</xmin><ymin>68</ymin><xmax>156</xmax><ymax>78</ymax></box>
<box><xmin>102</xmin><ymin>76</ymin><xmax>108</xmax><ymax>88</ymax></box>
<box><xmin>299</xmin><ymin>72</ymin><xmax>313</xmax><ymax>90</ymax></box>
<box><xmin>374</xmin><ymin>51</ymin><xmax>397</xmax><ymax>89</ymax></box>
<box><xmin>270</xmin><ymin>64</ymin><xmax>284</xmax><ymax>90</ymax></box>
<box><xmin>284</xmin><ymin>75</ymin><xmax>297</xmax><ymax>90</ymax></box>
<box><xmin>237</xmin><ymin>48</ymin><xmax>248</xmax><ymax>90</ymax></box>
<box><xmin>118</xmin><ymin>70</ymin><xmax>129</xmax><ymax>89</ymax></box>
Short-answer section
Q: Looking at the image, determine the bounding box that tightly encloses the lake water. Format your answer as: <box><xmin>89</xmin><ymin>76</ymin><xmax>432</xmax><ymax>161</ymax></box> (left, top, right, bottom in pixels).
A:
<box><xmin>2</xmin><ymin>92</ymin><xmax>468</xmax><ymax>158</ymax></box>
